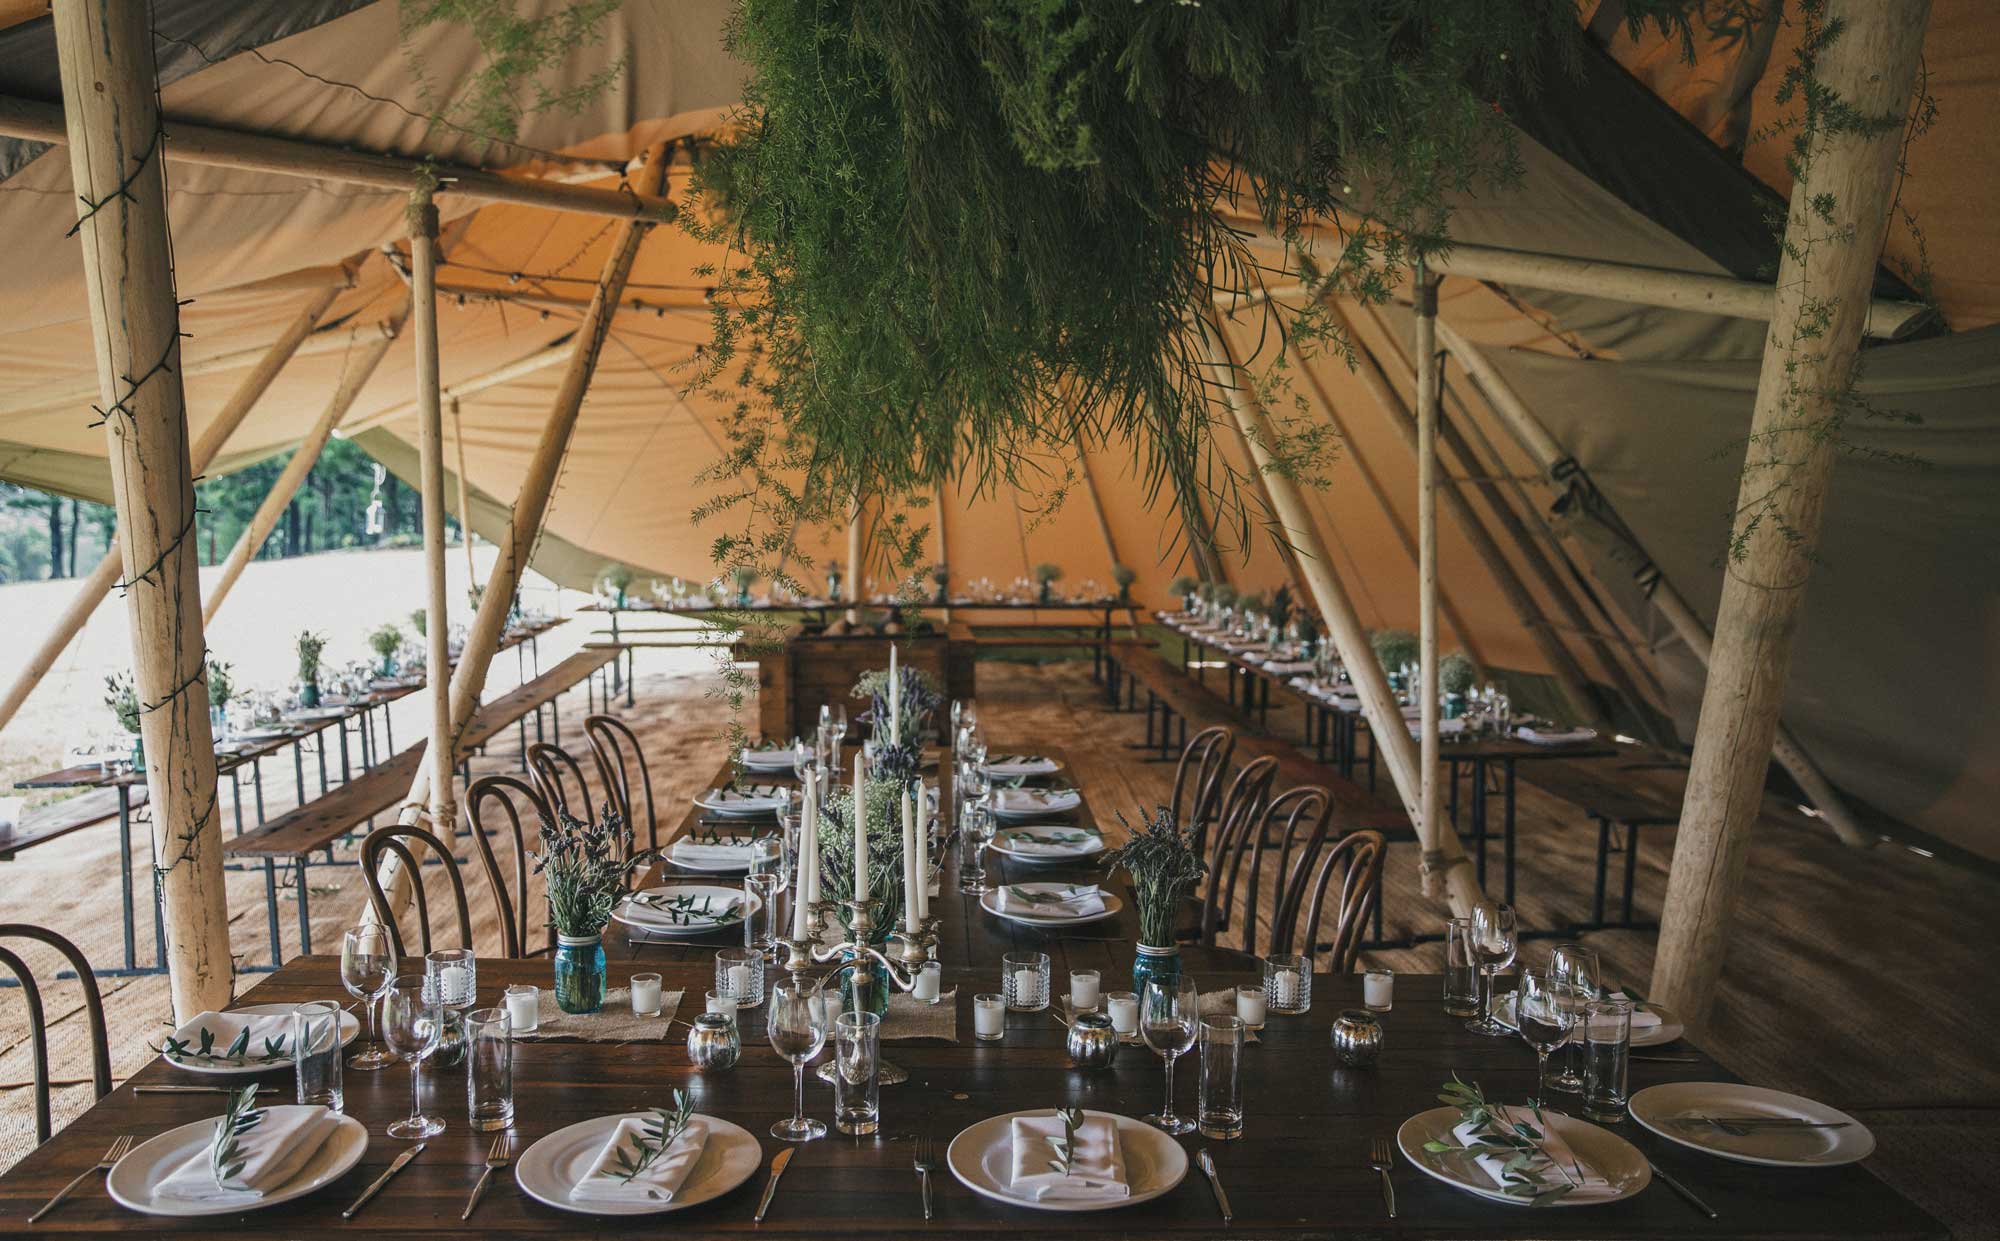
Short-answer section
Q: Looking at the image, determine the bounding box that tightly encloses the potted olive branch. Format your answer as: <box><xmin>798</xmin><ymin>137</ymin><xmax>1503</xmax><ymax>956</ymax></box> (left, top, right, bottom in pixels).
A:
<box><xmin>1099</xmin><ymin>807</ymin><xmax>1204</xmax><ymax>993</ymax></box>
<box><xmin>295</xmin><ymin>631</ymin><xmax>328</xmax><ymax>708</ymax></box>
<box><xmin>1033</xmin><ymin>562</ymin><xmax>1063</xmax><ymax>604</ymax></box>
<box><xmin>1111</xmin><ymin>563</ymin><xmax>1137</xmax><ymax>604</ymax></box>
<box><xmin>1440</xmin><ymin>651</ymin><xmax>1477</xmax><ymax>719</ymax></box>
<box><xmin>368</xmin><ymin>624</ymin><xmax>403</xmax><ymax>678</ymax></box>
<box><xmin>104</xmin><ymin>671</ymin><xmax>144</xmax><ymax>772</ymax></box>
<box><xmin>205</xmin><ymin>658</ymin><xmax>235</xmax><ymax>740</ymax></box>
<box><xmin>530</xmin><ymin>808</ymin><xmax>656</xmax><ymax>1014</ymax></box>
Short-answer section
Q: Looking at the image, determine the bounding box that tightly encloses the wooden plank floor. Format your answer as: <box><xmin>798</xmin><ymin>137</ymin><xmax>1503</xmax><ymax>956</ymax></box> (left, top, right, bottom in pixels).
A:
<box><xmin>1</xmin><ymin>654</ymin><xmax>1995</xmax><ymax>1233</ymax></box>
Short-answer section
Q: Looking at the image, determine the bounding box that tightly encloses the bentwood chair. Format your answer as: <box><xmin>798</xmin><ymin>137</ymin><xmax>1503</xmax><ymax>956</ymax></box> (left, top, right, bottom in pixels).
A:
<box><xmin>527</xmin><ymin>741</ymin><xmax>595</xmax><ymax>822</ymax></box>
<box><xmin>359</xmin><ymin>825</ymin><xmax>473</xmax><ymax>960</ymax></box>
<box><xmin>1272</xmin><ymin>828</ymin><xmax>1386</xmax><ymax>975</ymax></box>
<box><xmin>585</xmin><ymin>713</ymin><xmax>657</xmax><ymax>852</ymax></box>
<box><xmin>466</xmin><ymin>774</ymin><xmax>555</xmax><ymax>959</ymax></box>
<box><xmin>1169</xmin><ymin>724</ymin><xmax>1234</xmax><ymax>854</ymax></box>
<box><xmin>0</xmin><ymin>925</ymin><xmax>110</xmax><ymax>1146</ymax></box>
<box><xmin>1200</xmin><ymin>785</ymin><xmax>1333</xmax><ymax>958</ymax></box>
<box><xmin>1187</xmin><ymin>755</ymin><xmax>1278</xmax><ymax>947</ymax></box>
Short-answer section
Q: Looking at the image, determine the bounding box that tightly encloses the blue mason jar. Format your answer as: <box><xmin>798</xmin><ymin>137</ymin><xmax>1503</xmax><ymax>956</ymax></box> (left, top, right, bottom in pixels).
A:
<box><xmin>840</xmin><ymin>950</ymin><xmax>892</xmax><ymax>1019</ymax></box>
<box><xmin>553</xmin><ymin>933</ymin><xmax>607</xmax><ymax>1014</ymax></box>
<box><xmin>1131</xmin><ymin>943</ymin><xmax>1182</xmax><ymax>996</ymax></box>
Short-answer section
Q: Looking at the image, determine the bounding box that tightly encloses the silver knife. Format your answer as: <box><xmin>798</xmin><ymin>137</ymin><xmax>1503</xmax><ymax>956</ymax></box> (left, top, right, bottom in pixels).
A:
<box><xmin>343</xmin><ymin>1143</ymin><xmax>425</xmax><ymax>1219</ymax></box>
<box><xmin>1647</xmin><ymin>1159</ymin><xmax>1717</xmax><ymax>1219</ymax></box>
<box><xmin>133</xmin><ymin>1084</ymin><xmax>232</xmax><ymax>1094</ymax></box>
<box><xmin>753</xmin><ymin>1147</ymin><xmax>795</xmax><ymax>1222</ymax></box>
<box><xmin>1197</xmin><ymin>1149</ymin><xmax>1232</xmax><ymax>1224</ymax></box>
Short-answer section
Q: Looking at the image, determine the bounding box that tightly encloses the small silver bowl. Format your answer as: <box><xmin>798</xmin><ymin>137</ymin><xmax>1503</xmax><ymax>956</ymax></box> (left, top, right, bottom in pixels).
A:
<box><xmin>1066</xmin><ymin>1011</ymin><xmax>1120</xmax><ymax>1070</ymax></box>
<box><xmin>1332</xmin><ymin>1008</ymin><xmax>1383</xmax><ymax>1067</ymax></box>
<box><xmin>687</xmin><ymin>1011</ymin><xmax>741</xmax><ymax>1071</ymax></box>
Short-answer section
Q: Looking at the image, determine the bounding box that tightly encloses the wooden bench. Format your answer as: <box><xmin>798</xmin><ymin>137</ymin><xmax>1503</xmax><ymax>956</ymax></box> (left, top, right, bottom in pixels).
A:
<box><xmin>0</xmin><ymin>785</ymin><xmax>150</xmax><ymax>861</ymax></box>
<box><xmin>225</xmin><ymin>648</ymin><xmax>619</xmax><ymax>962</ymax></box>
<box><xmin>1518</xmin><ymin>757</ymin><xmax>1681</xmax><ymax>932</ymax></box>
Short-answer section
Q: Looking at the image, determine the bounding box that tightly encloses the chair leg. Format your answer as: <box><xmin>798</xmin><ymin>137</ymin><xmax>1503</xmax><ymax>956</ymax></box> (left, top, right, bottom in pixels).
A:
<box><xmin>1621</xmin><ymin>823</ymin><xmax>1642</xmax><ymax>924</ymax></box>
<box><xmin>1592</xmin><ymin>816</ymin><xmax>1611</xmax><ymax>928</ymax></box>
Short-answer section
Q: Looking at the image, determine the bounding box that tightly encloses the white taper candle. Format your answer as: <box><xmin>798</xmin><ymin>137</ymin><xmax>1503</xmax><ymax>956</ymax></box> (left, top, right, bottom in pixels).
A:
<box><xmin>853</xmin><ymin>753</ymin><xmax>869</xmax><ymax>902</ymax></box>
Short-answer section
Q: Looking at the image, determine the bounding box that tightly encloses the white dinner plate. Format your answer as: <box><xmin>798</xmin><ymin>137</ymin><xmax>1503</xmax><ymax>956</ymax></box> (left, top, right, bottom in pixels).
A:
<box><xmin>946</xmin><ymin>1109</ymin><xmax>1185</xmax><ymax>1212</ymax></box>
<box><xmin>981</xmin><ymin>755</ymin><xmax>1061</xmax><ymax>778</ymax></box>
<box><xmin>1629</xmin><ymin>1082</ymin><xmax>1875</xmax><ymax>1167</ymax></box>
<box><xmin>740</xmin><ymin>746</ymin><xmax>805</xmax><ymax>772</ymax></box>
<box><xmin>106</xmin><ymin>1112</ymin><xmax>368</xmax><ymax>1217</ymax></box>
<box><xmin>664</xmin><ymin>840</ymin><xmax>781</xmax><ymax>875</ymax></box>
<box><xmin>515</xmin><ymin>1112</ymin><xmax>761</xmax><ymax>1216</ymax></box>
<box><xmin>161</xmin><ymin>1004</ymin><xmax>360</xmax><ymax>1076</ymax></box>
<box><xmin>981</xmin><ymin>885</ymin><xmax>1123</xmax><ymax>928</ymax></box>
<box><xmin>1396</xmin><ymin>1106</ymin><xmax>1650</xmax><ymax>1207</ymax></box>
<box><xmin>986</xmin><ymin>825</ymin><xmax>1104</xmax><ymax>864</ymax></box>
<box><xmin>1494</xmin><ymin>992</ymin><xmax>1684</xmax><ymax>1048</ymax></box>
<box><xmin>693</xmin><ymin>786</ymin><xmax>788</xmax><ymax>816</ymax></box>
<box><xmin>993</xmin><ymin>789</ymin><xmax>1082</xmax><ymax>820</ymax></box>
<box><xmin>613</xmin><ymin>884</ymin><xmax>758</xmax><ymax>937</ymax></box>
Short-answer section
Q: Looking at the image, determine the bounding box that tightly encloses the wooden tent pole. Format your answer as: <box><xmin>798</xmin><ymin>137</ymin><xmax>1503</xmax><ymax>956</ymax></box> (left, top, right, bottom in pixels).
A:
<box><xmin>451</xmin><ymin>397</ymin><xmax>476</xmax><ymax>587</ymax></box>
<box><xmin>204</xmin><ymin>304</ymin><xmax>411</xmax><ymax>623</ymax></box>
<box><xmin>1327</xmin><ymin>299</ymin><xmax>1608</xmax><ymax>728</ymax></box>
<box><xmin>1195</xmin><ymin>318</ymin><xmax>1484</xmax><ymax>917</ymax></box>
<box><xmin>410</xmin><ymin>193</ymin><xmax>457</xmax><ymax>839</ymax></box>
<box><xmin>0</xmin><ymin>281</ymin><xmax>339</xmax><ymax>734</ymax></box>
<box><xmin>1654</xmin><ymin>0</ymin><xmax>1930</xmax><ymax>1031</ymax></box>
<box><xmin>1435</xmin><ymin>317</ymin><xmax>1872</xmax><ymax>845</ymax></box>
<box><xmin>1413</xmin><ymin>270</ymin><xmax>1443</xmax><ymax>907</ymax></box>
<box><xmin>1209</xmin><ymin>327</ymin><xmax>1314</xmax><ymax>615</ymax></box>
<box><xmin>845</xmin><ymin>494</ymin><xmax>864</xmax><ymax>621</ymax></box>
<box><xmin>376</xmin><ymin>143</ymin><xmax>672</xmax><ymax>913</ymax></box>
<box><xmin>53</xmin><ymin>0</ymin><xmax>228</xmax><ymax>1018</ymax></box>
<box><xmin>1283</xmin><ymin>341</ymin><xmax>1487</xmax><ymax>668</ymax></box>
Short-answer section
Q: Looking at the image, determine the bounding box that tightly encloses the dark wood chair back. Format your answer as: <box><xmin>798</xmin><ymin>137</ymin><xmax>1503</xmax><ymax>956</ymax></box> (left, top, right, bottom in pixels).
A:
<box><xmin>527</xmin><ymin>741</ymin><xmax>595</xmax><ymax>822</ymax></box>
<box><xmin>359</xmin><ymin>825</ymin><xmax>473</xmax><ymax>960</ymax></box>
<box><xmin>1204</xmin><ymin>785</ymin><xmax>1333</xmax><ymax>958</ymax></box>
<box><xmin>0</xmin><ymin>925</ymin><xmax>110</xmax><ymax>1146</ymax></box>
<box><xmin>1194</xmin><ymin>755</ymin><xmax>1278</xmax><ymax>948</ymax></box>
<box><xmin>1170</xmin><ymin>724</ymin><xmax>1234</xmax><ymax>854</ymax></box>
<box><xmin>1275</xmin><ymin>828</ymin><xmax>1387</xmax><ymax>974</ymax></box>
<box><xmin>467</xmin><ymin>775</ymin><xmax>554</xmax><ymax>958</ymax></box>
<box><xmin>584</xmin><ymin>714</ymin><xmax>656</xmax><ymax>852</ymax></box>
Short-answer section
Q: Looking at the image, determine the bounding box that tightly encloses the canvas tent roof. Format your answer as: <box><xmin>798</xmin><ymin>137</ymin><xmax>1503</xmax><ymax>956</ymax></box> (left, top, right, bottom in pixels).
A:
<box><xmin>0</xmin><ymin>1</ymin><xmax>1994</xmax><ymax>864</ymax></box>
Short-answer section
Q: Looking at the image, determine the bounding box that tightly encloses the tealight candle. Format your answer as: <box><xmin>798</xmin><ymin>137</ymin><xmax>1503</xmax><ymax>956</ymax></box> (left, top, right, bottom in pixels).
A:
<box><xmin>1275</xmin><ymin>969</ymin><xmax>1301</xmax><ymax>1007</ymax></box>
<box><xmin>727</xmin><ymin>964</ymin><xmax>751</xmax><ymax>998</ymax></box>
<box><xmin>1106</xmin><ymin>991</ymin><xmax>1139</xmax><ymax>1035</ymax></box>
<box><xmin>1235</xmin><ymin>985</ymin><xmax>1267</xmax><ymax>1028</ymax></box>
<box><xmin>1069</xmin><ymin>969</ymin><xmax>1101</xmax><ymax>1011</ymax></box>
<box><xmin>706</xmin><ymin>990</ymin><xmax>737</xmax><ymax>1017</ymax></box>
<box><xmin>973</xmin><ymin>993</ymin><xmax>1005</xmax><ymax>1042</ymax></box>
<box><xmin>504</xmin><ymin>984</ymin><xmax>539</xmax><ymax>1035</ymax></box>
<box><xmin>1364</xmin><ymin>968</ymin><xmax>1395</xmax><ymax>1012</ymax></box>
<box><xmin>631</xmin><ymin>973</ymin><xmax>663</xmax><ymax>1017</ymax></box>
<box><xmin>912</xmin><ymin>960</ymin><xmax>941</xmax><ymax>1003</ymax></box>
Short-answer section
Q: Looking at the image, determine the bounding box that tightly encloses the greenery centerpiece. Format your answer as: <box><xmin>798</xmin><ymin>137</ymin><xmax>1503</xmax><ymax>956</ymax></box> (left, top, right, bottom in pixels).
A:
<box><xmin>205</xmin><ymin>658</ymin><xmax>234</xmax><ymax>739</ymax></box>
<box><xmin>730</xmin><ymin>564</ymin><xmax>758</xmax><ymax>607</ymax></box>
<box><xmin>1111</xmin><ymin>563</ymin><xmax>1137</xmax><ymax>605</ymax></box>
<box><xmin>600</xmin><ymin>563</ymin><xmax>634</xmax><ymax>608</ymax></box>
<box><xmin>854</xmin><ymin>665</ymin><xmax>944</xmax><ymax>753</ymax></box>
<box><xmin>1100</xmin><ymin>807</ymin><xmax>1204</xmax><ymax>992</ymax></box>
<box><xmin>1033</xmin><ymin>562</ymin><xmax>1063</xmax><ymax>605</ymax></box>
<box><xmin>1170</xmin><ymin>575</ymin><xmax>1200</xmax><ymax>613</ymax></box>
<box><xmin>295</xmin><ymin>630</ymin><xmax>327</xmax><ymax>708</ymax></box>
<box><xmin>1370</xmin><ymin>628</ymin><xmax>1419</xmax><ymax>694</ymax></box>
<box><xmin>407</xmin><ymin>607</ymin><xmax>427</xmax><ymax>638</ymax></box>
<box><xmin>530</xmin><ymin>808</ymin><xmax>655</xmax><ymax>1013</ymax></box>
<box><xmin>368</xmin><ymin>624</ymin><xmax>403</xmax><ymax>678</ymax></box>
<box><xmin>815</xmin><ymin>777</ymin><xmax>911</xmax><ymax>1017</ymax></box>
<box><xmin>1266</xmin><ymin>585</ymin><xmax>1294</xmax><ymax>641</ymax></box>
<box><xmin>930</xmin><ymin>563</ymin><xmax>950</xmax><ymax>605</ymax></box>
<box><xmin>104</xmin><ymin>670</ymin><xmax>143</xmax><ymax>772</ymax></box>
<box><xmin>1440</xmin><ymin>651</ymin><xmax>1477</xmax><ymax>719</ymax></box>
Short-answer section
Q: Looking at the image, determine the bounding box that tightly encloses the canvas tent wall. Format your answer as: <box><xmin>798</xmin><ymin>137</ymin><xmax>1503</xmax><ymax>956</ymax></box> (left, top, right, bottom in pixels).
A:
<box><xmin>0</xmin><ymin>1</ymin><xmax>1993</xmax><ymax>863</ymax></box>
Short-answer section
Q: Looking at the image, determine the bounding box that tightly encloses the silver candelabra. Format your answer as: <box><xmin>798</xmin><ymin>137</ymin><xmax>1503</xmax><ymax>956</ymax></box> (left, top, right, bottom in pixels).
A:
<box><xmin>771</xmin><ymin>895</ymin><xmax>941</xmax><ymax>1086</ymax></box>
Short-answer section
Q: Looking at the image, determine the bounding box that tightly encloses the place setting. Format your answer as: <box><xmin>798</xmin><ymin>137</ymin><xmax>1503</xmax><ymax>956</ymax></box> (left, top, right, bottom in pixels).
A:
<box><xmin>615</xmin><ymin>883</ymin><xmax>756</xmax><ymax>938</ymax></box>
<box><xmin>693</xmin><ymin>782</ymin><xmax>792</xmax><ymax>817</ymax></box>
<box><xmin>663</xmin><ymin>823</ymin><xmax>783</xmax><ymax>875</ymax></box>
<box><xmin>513</xmin><ymin>1091</ymin><xmax>764</xmax><ymax>1216</ymax></box>
<box><xmin>980</xmin><ymin>880</ymin><xmax>1123</xmax><ymax>927</ymax></box>
<box><xmin>991</xmin><ymin>786</ymin><xmax>1083</xmax><ymax>822</ymax></box>
<box><xmin>985</xmin><ymin>822</ymin><xmax>1105</xmax><ymax>864</ymax></box>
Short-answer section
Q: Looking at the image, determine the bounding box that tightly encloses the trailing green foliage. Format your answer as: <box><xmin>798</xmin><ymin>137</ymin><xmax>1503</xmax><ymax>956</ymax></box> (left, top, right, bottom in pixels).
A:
<box><xmin>400</xmin><ymin>0</ymin><xmax>627</xmax><ymax>148</ymax></box>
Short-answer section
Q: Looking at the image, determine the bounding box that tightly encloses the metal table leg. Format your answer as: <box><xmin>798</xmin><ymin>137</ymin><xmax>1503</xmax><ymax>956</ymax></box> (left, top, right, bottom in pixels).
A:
<box><xmin>117</xmin><ymin>788</ymin><xmax>136</xmax><ymax>972</ymax></box>
<box><xmin>296</xmin><ymin>856</ymin><xmax>313</xmax><ymax>955</ymax></box>
<box><xmin>1502</xmin><ymin>759</ymin><xmax>1518</xmax><ymax>906</ymax></box>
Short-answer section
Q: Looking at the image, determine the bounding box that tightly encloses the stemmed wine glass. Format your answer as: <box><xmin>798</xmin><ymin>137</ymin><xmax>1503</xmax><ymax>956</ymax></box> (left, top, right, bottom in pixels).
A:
<box><xmin>768</xmin><ymin>975</ymin><xmax>829</xmax><ymax>1142</ymax></box>
<box><xmin>829</xmin><ymin>705</ymin><xmax>849</xmax><ymax>768</ymax></box>
<box><xmin>958</xmin><ymin>802</ymin><xmax>996</xmax><ymax>896</ymax></box>
<box><xmin>1466</xmin><ymin>902</ymin><xmax>1518</xmax><ymax>1036</ymax></box>
<box><xmin>340</xmin><ymin>925</ymin><xmax>397</xmax><ymax>1070</ymax></box>
<box><xmin>1515</xmin><ymin>968</ymin><xmax>1579</xmax><ymax>1109</ymax></box>
<box><xmin>1140</xmin><ymin>974</ymin><xmax>1200</xmax><ymax>1135</ymax></box>
<box><xmin>380</xmin><ymin>974</ymin><xmax>444</xmax><ymax>1139</ymax></box>
<box><xmin>1547</xmin><ymin>942</ymin><xmax>1600</xmax><ymax>1091</ymax></box>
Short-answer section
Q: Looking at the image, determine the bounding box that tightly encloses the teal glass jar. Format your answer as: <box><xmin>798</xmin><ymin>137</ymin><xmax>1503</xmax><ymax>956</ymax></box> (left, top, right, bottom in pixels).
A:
<box><xmin>1131</xmin><ymin>943</ymin><xmax>1182</xmax><ymax>996</ymax></box>
<box><xmin>839</xmin><ymin>951</ymin><xmax>892</xmax><ymax>1019</ymax></box>
<box><xmin>553</xmin><ymin>933</ymin><xmax>607</xmax><ymax>1014</ymax></box>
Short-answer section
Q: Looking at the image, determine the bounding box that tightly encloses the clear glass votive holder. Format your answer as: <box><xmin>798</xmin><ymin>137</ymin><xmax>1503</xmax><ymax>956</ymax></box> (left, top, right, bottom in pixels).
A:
<box><xmin>717</xmin><ymin>946</ymin><xmax>766</xmax><ymax>1008</ymax></box>
<box><xmin>1363</xmin><ymin>967</ymin><xmax>1395</xmax><ymax>1012</ymax></box>
<box><xmin>1197</xmin><ymin>1015</ymin><xmax>1245</xmax><ymax>1141</ymax></box>
<box><xmin>706</xmin><ymin>990</ymin><xmax>739</xmax><ymax>1018</ymax></box>
<box><xmin>1264</xmin><ymin>953</ymin><xmax>1311</xmax><ymax>1016</ymax></box>
<box><xmin>911</xmin><ymin>959</ymin><xmax>943</xmax><ymax>1004</ymax></box>
<box><xmin>630</xmin><ymin>972</ymin><xmax>664</xmax><ymax>1016</ymax></box>
<box><xmin>832</xmin><ymin>1011</ymin><xmax>881</xmax><ymax>1136</ymax></box>
<box><xmin>465</xmin><ymin>1007</ymin><xmax>514</xmax><ymax>1131</ymax></box>
<box><xmin>292</xmin><ymin>1000</ymin><xmax>343</xmax><ymax>1112</ymax></box>
<box><xmin>1443</xmin><ymin>917</ymin><xmax>1481</xmax><ymax>1016</ymax></box>
<box><xmin>1233</xmin><ymin>985</ymin><xmax>1267</xmax><ymax>1029</ymax></box>
<box><xmin>1004</xmin><ymin>951</ymin><xmax>1050</xmax><ymax>1012</ymax></box>
<box><xmin>503</xmin><ymin>984</ymin><xmax>540</xmax><ymax>1035</ymax></box>
<box><xmin>1583</xmin><ymin>999</ymin><xmax>1632</xmax><ymax>1123</ymax></box>
<box><xmin>744</xmin><ymin>872</ymin><xmax>782</xmax><ymax>956</ymax></box>
<box><xmin>973</xmin><ymin>993</ymin><xmax>1006</xmax><ymax>1042</ymax></box>
<box><xmin>1106</xmin><ymin>990</ymin><xmax>1139</xmax><ymax>1036</ymax></box>
<box><xmin>424</xmin><ymin>947</ymin><xmax>477</xmax><ymax>1014</ymax></box>
<box><xmin>1069</xmin><ymin>969</ymin><xmax>1102</xmax><ymax>1012</ymax></box>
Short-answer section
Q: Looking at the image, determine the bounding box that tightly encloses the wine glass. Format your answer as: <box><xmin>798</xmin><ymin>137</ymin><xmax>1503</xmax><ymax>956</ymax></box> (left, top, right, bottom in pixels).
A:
<box><xmin>830</xmin><ymin>704</ymin><xmax>849</xmax><ymax>758</ymax></box>
<box><xmin>1547</xmin><ymin>943</ymin><xmax>1599</xmax><ymax>1091</ymax></box>
<box><xmin>1516</xmin><ymin>968</ymin><xmax>1579</xmax><ymax>1109</ymax></box>
<box><xmin>1466</xmin><ymin>902</ymin><xmax>1518</xmax><ymax>1037</ymax></box>
<box><xmin>1140</xmin><ymin>974</ymin><xmax>1200</xmax><ymax>1135</ymax></box>
<box><xmin>767</xmin><ymin>974</ymin><xmax>829</xmax><ymax>1141</ymax></box>
<box><xmin>958</xmin><ymin>802</ymin><xmax>996</xmax><ymax>896</ymax></box>
<box><xmin>340</xmin><ymin>926</ymin><xmax>397</xmax><ymax>1070</ymax></box>
<box><xmin>380</xmin><ymin>974</ymin><xmax>445</xmax><ymax>1139</ymax></box>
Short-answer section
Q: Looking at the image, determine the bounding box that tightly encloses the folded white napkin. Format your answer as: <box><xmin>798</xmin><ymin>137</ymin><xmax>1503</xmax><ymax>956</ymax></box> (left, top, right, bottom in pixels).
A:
<box><xmin>701</xmin><ymin>785</ymin><xmax>786</xmax><ymax>812</ymax></box>
<box><xmin>1008</xmin><ymin>1113</ymin><xmax>1129</xmax><ymax>1202</ymax></box>
<box><xmin>995</xmin><ymin>789</ymin><xmax>1079</xmax><ymax>815</ymax></box>
<box><xmin>1406</xmin><ymin>717</ymin><xmax>1468</xmax><ymax>737</ymax></box>
<box><xmin>670</xmin><ymin>836</ymin><xmax>758</xmax><ymax>867</ymax></box>
<box><xmin>997</xmin><ymin>828</ymin><xmax>1097</xmax><ymax>856</ymax></box>
<box><xmin>570</xmin><ymin>1116</ymin><xmax>710</xmax><ymax>1204</ymax></box>
<box><xmin>739</xmin><ymin>746</ymin><xmax>802</xmax><ymax>769</ymax></box>
<box><xmin>982</xmin><ymin>755</ymin><xmax>1059</xmax><ymax>777</ymax></box>
<box><xmin>1607</xmin><ymin>991</ymin><xmax>1663</xmax><ymax>1033</ymax></box>
<box><xmin>1450</xmin><ymin>1106</ymin><xmax>1606</xmax><ymax>1194</ymax></box>
<box><xmin>1263</xmin><ymin>660</ymin><xmax>1317</xmax><ymax>674</ymax></box>
<box><xmin>998</xmin><ymin>884</ymin><xmax>1107</xmax><ymax>917</ymax></box>
<box><xmin>152</xmin><ymin>1105</ymin><xmax>340</xmax><ymax>1205</ymax></box>
<box><xmin>169</xmin><ymin>1010</ymin><xmax>295</xmax><ymax>1060</ymax></box>
<box><xmin>1516</xmin><ymin>724</ymin><xmax>1599</xmax><ymax>746</ymax></box>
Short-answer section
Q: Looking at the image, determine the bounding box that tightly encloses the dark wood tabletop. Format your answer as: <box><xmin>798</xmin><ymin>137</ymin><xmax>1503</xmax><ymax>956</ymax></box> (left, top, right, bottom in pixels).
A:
<box><xmin>0</xmin><ymin>745</ymin><xmax>1943</xmax><ymax>1239</ymax></box>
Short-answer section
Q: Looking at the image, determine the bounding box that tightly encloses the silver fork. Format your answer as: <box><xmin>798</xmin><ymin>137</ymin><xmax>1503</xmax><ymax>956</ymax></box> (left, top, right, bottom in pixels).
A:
<box><xmin>461</xmin><ymin>1133</ymin><xmax>513</xmax><ymax>1221</ymax></box>
<box><xmin>29</xmin><ymin>1135</ymin><xmax>133</xmax><ymax>1223</ymax></box>
<box><xmin>913</xmin><ymin>1131</ymin><xmax>937</xmax><ymax>1220</ymax></box>
<box><xmin>1369</xmin><ymin>1133</ymin><xmax>1396</xmax><ymax>1219</ymax></box>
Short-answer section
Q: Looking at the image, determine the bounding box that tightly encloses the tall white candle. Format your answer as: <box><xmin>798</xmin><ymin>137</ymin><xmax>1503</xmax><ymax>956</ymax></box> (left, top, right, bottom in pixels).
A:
<box><xmin>853</xmin><ymin>754</ymin><xmax>869</xmax><ymax>902</ymax></box>
<box><xmin>889</xmin><ymin>645</ymin><xmax>900</xmax><ymax>745</ymax></box>
<box><xmin>915</xmin><ymin>785</ymin><xmax>930</xmax><ymax>919</ymax></box>
<box><xmin>901</xmin><ymin>790</ymin><xmax>919</xmax><ymax>933</ymax></box>
<box><xmin>792</xmin><ymin>770</ymin><xmax>814</xmax><ymax>940</ymax></box>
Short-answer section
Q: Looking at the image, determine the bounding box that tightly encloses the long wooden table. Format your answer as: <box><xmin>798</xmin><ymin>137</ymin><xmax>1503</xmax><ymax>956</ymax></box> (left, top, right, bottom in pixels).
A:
<box><xmin>0</xmin><ymin>750</ymin><xmax>1943</xmax><ymax>1238</ymax></box>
